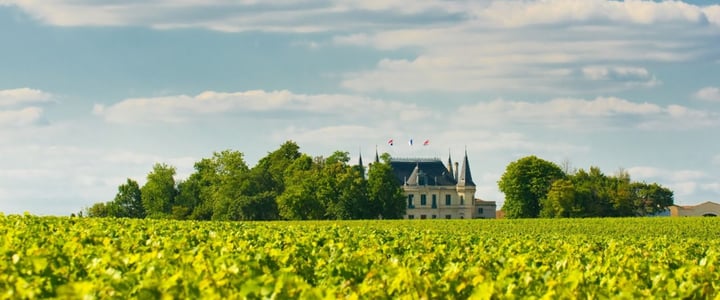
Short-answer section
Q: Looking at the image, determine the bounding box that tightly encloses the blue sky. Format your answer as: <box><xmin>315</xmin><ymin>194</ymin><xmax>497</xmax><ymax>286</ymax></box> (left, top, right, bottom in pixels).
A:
<box><xmin>1</xmin><ymin>0</ymin><xmax>720</xmax><ymax>215</ymax></box>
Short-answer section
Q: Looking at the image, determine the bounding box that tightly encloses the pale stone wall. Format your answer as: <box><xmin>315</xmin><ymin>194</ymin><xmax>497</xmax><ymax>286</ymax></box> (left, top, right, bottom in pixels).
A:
<box><xmin>402</xmin><ymin>185</ymin><xmax>496</xmax><ymax>219</ymax></box>
<box><xmin>670</xmin><ymin>202</ymin><xmax>720</xmax><ymax>217</ymax></box>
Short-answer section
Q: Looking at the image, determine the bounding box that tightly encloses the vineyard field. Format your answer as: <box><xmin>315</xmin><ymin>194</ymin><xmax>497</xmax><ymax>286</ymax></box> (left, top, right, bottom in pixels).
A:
<box><xmin>1</xmin><ymin>215</ymin><xmax>718</xmax><ymax>299</ymax></box>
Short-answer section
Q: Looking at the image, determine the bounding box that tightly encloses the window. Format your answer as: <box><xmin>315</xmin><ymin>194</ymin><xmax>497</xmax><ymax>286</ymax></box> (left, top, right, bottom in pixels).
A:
<box><xmin>460</xmin><ymin>195</ymin><xmax>464</xmax><ymax>205</ymax></box>
<box><xmin>432</xmin><ymin>215</ymin><xmax>437</xmax><ymax>219</ymax></box>
<box><xmin>445</xmin><ymin>195</ymin><xmax>451</xmax><ymax>206</ymax></box>
<box><xmin>420</xmin><ymin>194</ymin><xmax>427</xmax><ymax>206</ymax></box>
<box><xmin>420</xmin><ymin>214</ymin><xmax>427</xmax><ymax>219</ymax></box>
<box><xmin>408</xmin><ymin>215</ymin><xmax>415</xmax><ymax>219</ymax></box>
<box><xmin>431</xmin><ymin>195</ymin><xmax>437</xmax><ymax>209</ymax></box>
<box><xmin>478</xmin><ymin>207</ymin><xmax>484</xmax><ymax>214</ymax></box>
<box><xmin>408</xmin><ymin>194</ymin><xmax>415</xmax><ymax>209</ymax></box>
<box><xmin>445</xmin><ymin>215</ymin><xmax>452</xmax><ymax>219</ymax></box>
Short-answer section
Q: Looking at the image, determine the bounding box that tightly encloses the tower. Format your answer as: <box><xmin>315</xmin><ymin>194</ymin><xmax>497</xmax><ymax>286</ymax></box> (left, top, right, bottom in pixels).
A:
<box><xmin>456</xmin><ymin>149</ymin><xmax>476</xmax><ymax>209</ymax></box>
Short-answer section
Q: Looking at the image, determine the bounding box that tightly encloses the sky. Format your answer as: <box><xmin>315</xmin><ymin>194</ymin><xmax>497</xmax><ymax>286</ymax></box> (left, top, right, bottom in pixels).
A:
<box><xmin>1</xmin><ymin>0</ymin><xmax>720</xmax><ymax>215</ymax></box>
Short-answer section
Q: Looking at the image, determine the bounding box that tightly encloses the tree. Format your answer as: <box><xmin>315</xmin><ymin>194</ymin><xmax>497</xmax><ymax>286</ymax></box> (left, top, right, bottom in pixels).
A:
<box><xmin>316</xmin><ymin>151</ymin><xmax>349</xmax><ymax>219</ymax></box>
<box><xmin>571</xmin><ymin>167</ymin><xmax>615</xmax><ymax>217</ymax></box>
<box><xmin>499</xmin><ymin>156</ymin><xmax>565</xmax><ymax>218</ymax></box>
<box><xmin>540</xmin><ymin>179</ymin><xmax>576</xmax><ymax>218</ymax></box>
<box><xmin>85</xmin><ymin>202</ymin><xmax>111</xmax><ymax>217</ymax></box>
<box><xmin>367</xmin><ymin>153</ymin><xmax>405</xmax><ymax>219</ymax></box>
<box><xmin>112</xmin><ymin>178</ymin><xmax>145</xmax><ymax>218</ymax></box>
<box><xmin>633</xmin><ymin>182</ymin><xmax>674</xmax><ymax>216</ymax></box>
<box><xmin>277</xmin><ymin>154</ymin><xmax>324</xmax><ymax>220</ymax></box>
<box><xmin>141</xmin><ymin>163</ymin><xmax>177</xmax><ymax>219</ymax></box>
<box><xmin>249</xmin><ymin>141</ymin><xmax>302</xmax><ymax>195</ymax></box>
<box><xmin>207</xmin><ymin>150</ymin><xmax>251</xmax><ymax>220</ymax></box>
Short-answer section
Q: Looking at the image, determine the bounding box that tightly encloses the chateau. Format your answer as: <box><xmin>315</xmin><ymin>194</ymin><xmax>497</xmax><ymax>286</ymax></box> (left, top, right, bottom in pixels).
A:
<box><xmin>370</xmin><ymin>150</ymin><xmax>496</xmax><ymax>219</ymax></box>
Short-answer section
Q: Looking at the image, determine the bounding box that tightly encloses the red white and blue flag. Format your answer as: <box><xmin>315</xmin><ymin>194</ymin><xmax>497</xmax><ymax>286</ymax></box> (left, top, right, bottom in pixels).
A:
<box><xmin>423</xmin><ymin>139</ymin><xmax>430</xmax><ymax>146</ymax></box>
<box><xmin>387</xmin><ymin>139</ymin><xmax>394</xmax><ymax>146</ymax></box>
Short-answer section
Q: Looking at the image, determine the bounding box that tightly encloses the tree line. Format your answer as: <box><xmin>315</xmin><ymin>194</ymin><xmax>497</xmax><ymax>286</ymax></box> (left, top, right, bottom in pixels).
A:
<box><xmin>84</xmin><ymin>141</ymin><xmax>406</xmax><ymax>220</ymax></box>
<box><xmin>499</xmin><ymin>156</ymin><xmax>674</xmax><ymax>219</ymax></box>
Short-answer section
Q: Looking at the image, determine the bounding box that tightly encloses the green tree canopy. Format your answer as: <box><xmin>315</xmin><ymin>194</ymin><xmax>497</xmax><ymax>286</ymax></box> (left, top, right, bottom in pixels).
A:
<box><xmin>112</xmin><ymin>178</ymin><xmax>145</xmax><ymax>218</ymax></box>
<box><xmin>141</xmin><ymin>163</ymin><xmax>177</xmax><ymax>219</ymax></box>
<box><xmin>367</xmin><ymin>153</ymin><xmax>405</xmax><ymax>219</ymax></box>
<box><xmin>499</xmin><ymin>156</ymin><xmax>565</xmax><ymax>218</ymax></box>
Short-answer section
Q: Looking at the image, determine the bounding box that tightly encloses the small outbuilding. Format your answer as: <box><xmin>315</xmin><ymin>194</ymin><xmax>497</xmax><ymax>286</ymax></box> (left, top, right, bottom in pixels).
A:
<box><xmin>669</xmin><ymin>201</ymin><xmax>720</xmax><ymax>217</ymax></box>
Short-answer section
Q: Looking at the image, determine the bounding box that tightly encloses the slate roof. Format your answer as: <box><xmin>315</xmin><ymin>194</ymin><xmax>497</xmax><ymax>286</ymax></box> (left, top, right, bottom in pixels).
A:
<box><xmin>389</xmin><ymin>159</ymin><xmax>457</xmax><ymax>186</ymax></box>
<box><xmin>457</xmin><ymin>151</ymin><xmax>476</xmax><ymax>187</ymax></box>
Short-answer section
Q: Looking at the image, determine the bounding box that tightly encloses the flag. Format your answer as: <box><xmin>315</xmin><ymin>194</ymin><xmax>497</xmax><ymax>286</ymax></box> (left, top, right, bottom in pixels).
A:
<box><xmin>409</xmin><ymin>138</ymin><xmax>413</xmax><ymax>146</ymax></box>
<box><xmin>423</xmin><ymin>139</ymin><xmax>430</xmax><ymax>146</ymax></box>
<box><xmin>387</xmin><ymin>139</ymin><xmax>394</xmax><ymax>146</ymax></box>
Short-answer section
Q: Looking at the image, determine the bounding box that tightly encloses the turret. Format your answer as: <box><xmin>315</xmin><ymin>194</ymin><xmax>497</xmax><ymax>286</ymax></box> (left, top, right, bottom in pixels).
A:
<box><xmin>457</xmin><ymin>150</ymin><xmax>475</xmax><ymax>187</ymax></box>
<box><xmin>358</xmin><ymin>152</ymin><xmax>365</xmax><ymax>178</ymax></box>
<box><xmin>447</xmin><ymin>152</ymin><xmax>454</xmax><ymax>180</ymax></box>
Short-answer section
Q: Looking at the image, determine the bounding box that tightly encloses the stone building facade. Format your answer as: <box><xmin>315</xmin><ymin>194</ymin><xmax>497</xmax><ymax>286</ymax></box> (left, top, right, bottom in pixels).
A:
<box><xmin>669</xmin><ymin>201</ymin><xmax>720</xmax><ymax>217</ymax></box>
<box><xmin>379</xmin><ymin>151</ymin><xmax>496</xmax><ymax>219</ymax></box>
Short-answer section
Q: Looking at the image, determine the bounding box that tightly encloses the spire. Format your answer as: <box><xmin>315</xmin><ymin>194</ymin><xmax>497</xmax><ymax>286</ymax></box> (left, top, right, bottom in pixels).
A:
<box><xmin>457</xmin><ymin>149</ymin><xmax>475</xmax><ymax>187</ymax></box>
<box><xmin>374</xmin><ymin>146</ymin><xmax>380</xmax><ymax>163</ymax></box>
<box><xmin>358</xmin><ymin>150</ymin><xmax>365</xmax><ymax>179</ymax></box>
<box><xmin>447</xmin><ymin>149</ymin><xmax>454</xmax><ymax>179</ymax></box>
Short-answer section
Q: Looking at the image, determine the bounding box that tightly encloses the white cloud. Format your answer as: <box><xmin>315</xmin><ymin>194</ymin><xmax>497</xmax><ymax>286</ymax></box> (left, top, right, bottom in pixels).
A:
<box><xmin>0</xmin><ymin>0</ymin><xmax>463</xmax><ymax>32</ymax></box>
<box><xmin>0</xmin><ymin>107</ymin><xmax>44</xmax><ymax>127</ymax></box>
<box><xmin>3</xmin><ymin>0</ymin><xmax>718</xmax><ymax>31</ymax></box>
<box><xmin>5</xmin><ymin>1</ymin><xmax>719</xmax><ymax>94</ymax></box>
<box><xmin>450</xmin><ymin>96</ymin><xmax>720</xmax><ymax>130</ymax></box>
<box><xmin>704</xmin><ymin>5</ymin><xmax>720</xmax><ymax>25</ymax></box>
<box><xmin>274</xmin><ymin>125</ymin><xmax>381</xmax><ymax>147</ymax></box>
<box><xmin>626</xmin><ymin>166</ymin><xmax>719</xmax><ymax>200</ymax></box>
<box><xmin>334</xmin><ymin>1</ymin><xmax>719</xmax><ymax>93</ymax></box>
<box><xmin>627</xmin><ymin>166</ymin><xmax>707</xmax><ymax>182</ymax></box>
<box><xmin>338</xmin><ymin>29</ymin><xmax>709</xmax><ymax>92</ymax></box>
<box><xmin>694</xmin><ymin>87</ymin><xmax>720</xmax><ymax>102</ymax></box>
<box><xmin>639</xmin><ymin>105</ymin><xmax>720</xmax><ymax>129</ymax></box>
<box><xmin>669</xmin><ymin>181</ymin><xmax>698</xmax><ymax>197</ymax></box>
<box><xmin>0</xmin><ymin>88</ymin><xmax>54</xmax><ymax>128</ymax></box>
<box><xmin>0</xmin><ymin>88</ymin><xmax>53</xmax><ymax>107</ymax></box>
<box><xmin>0</xmin><ymin>144</ymin><xmax>197</xmax><ymax>214</ymax></box>
<box><xmin>473</xmin><ymin>0</ymin><xmax>717</xmax><ymax>28</ymax></box>
<box><xmin>454</xmin><ymin>97</ymin><xmax>657</xmax><ymax>129</ymax></box>
<box><xmin>94</xmin><ymin>90</ymin><xmax>432</xmax><ymax>124</ymax></box>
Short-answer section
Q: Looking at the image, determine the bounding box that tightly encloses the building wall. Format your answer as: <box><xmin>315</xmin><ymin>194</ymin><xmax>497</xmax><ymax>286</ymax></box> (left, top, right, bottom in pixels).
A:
<box><xmin>669</xmin><ymin>202</ymin><xmax>720</xmax><ymax>217</ymax></box>
<box><xmin>402</xmin><ymin>185</ymin><xmax>495</xmax><ymax>219</ymax></box>
<box><xmin>474</xmin><ymin>201</ymin><xmax>497</xmax><ymax>219</ymax></box>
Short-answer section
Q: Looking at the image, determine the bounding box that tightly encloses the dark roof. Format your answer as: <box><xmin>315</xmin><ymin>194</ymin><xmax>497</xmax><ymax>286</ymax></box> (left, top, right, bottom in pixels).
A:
<box><xmin>389</xmin><ymin>158</ymin><xmax>457</xmax><ymax>186</ymax></box>
<box><xmin>457</xmin><ymin>151</ymin><xmax>476</xmax><ymax>187</ymax></box>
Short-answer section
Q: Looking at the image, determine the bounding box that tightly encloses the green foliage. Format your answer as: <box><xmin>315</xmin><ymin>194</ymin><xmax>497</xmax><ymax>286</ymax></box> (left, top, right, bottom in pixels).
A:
<box><xmin>112</xmin><ymin>179</ymin><xmax>145</xmax><ymax>218</ymax></box>
<box><xmin>367</xmin><ymin>153</ymin><xmax>406</xmax><ymax>219</ymax></box>
<box><xmin>140</xmin><ymin>163</ymin><xmax>177</xmax><ymax>219</ymax></box>
<box><xmin>85</xmin><ymin>202</ymin><xmax>111</xmax><ymax>218</ymax></box>
<box><xmin>277</xmin><ymin>154</ymin><xmax>324</xmax><ymax>220</ymax></box>
<box><xmin>2</xmin><ymin>216</ymin><xmax>719</xmax><ymax>298</ymax></box>
<box><xmin>499</xmin><ymin>156</ymin><xmax>565</xmax><ymax>218</ymax></box>
<box><xmin>501</xmin><ymin>157</ymin><xmax>674</xmax><ymax>219</ymax></box>
<box><xmin>541</xmin><ymin>167</ymin><xmax>674</xmax><ymax>218</ymax></box>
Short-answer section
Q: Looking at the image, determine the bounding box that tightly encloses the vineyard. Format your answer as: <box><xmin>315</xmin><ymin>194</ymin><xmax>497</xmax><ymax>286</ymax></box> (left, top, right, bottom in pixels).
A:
<box><xmin>1</xmin><ymin>215</ymin><xmax>718</xmax><ymax>299</ymax></box>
